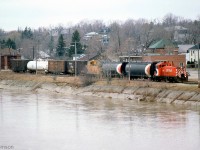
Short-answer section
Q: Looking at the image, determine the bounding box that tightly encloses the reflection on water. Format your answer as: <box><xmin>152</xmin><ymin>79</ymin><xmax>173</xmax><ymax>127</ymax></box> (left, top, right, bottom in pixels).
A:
<box><xmin>0</xmin><ymin>90</ymin><xmax>200</xmax><ymax>150</ymax></box>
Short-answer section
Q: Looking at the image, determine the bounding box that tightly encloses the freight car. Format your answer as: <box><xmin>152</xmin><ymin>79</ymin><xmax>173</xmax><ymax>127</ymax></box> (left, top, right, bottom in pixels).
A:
<box><xmin>102</xmin><ymin>62</ymin><xmax>122</xmax><ymax>77</ymax></box>
<box><xmin>47</xmin><ymin>60</ymin><xmax>68</xmax><ymax>74</ymax></box>
<box><xmin>10</xmin><ymin>59</ymin><xmax>31</xmax><ymax>72</ymax></box>
<box><xmin>46</xmin><ymin>60</ymin><xmax>88</xmax><ymax>75</ymax></box>
<box><xmin>65</xmin><ymin>60</ymin><xmax>88</xmax><ymax>75</ymax></box>
<box><xmin>102</xmin><ymin>61</ymin><xmax>188</xmax><ymax>82</ymax></box>
<box><xmin>27</xmin><ymin>59</ymin><xmax>48</xmax><ymax>73</ymax></box>
<box><xmin>101</xmin><ymin>61</ymin><xmax>150</xmax><ymax>78</ymax></box>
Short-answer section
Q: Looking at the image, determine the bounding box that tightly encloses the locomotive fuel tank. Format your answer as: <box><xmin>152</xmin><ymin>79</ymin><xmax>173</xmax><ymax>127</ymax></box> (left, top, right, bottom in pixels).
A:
<box><xmin>27</xmin><ymin>59</ymin><xmax>48</xmax><ymax>71</ymax></box>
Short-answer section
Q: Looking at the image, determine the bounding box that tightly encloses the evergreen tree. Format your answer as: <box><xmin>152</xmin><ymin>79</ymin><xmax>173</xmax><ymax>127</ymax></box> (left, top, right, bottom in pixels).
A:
<box><xmin>6</xmin><ymin>38</ymin><xmax>16</xmax><ymax>49</ymax></box>
<box><xmin>56</xmin><ymin>34</ymin><xmax>65</xmax><ymax>57</ymax></box>
<box><xmin>69</xmin><ymin>30</ymin><xmax>83</xmax><ymax>57</ymax></box>
<box><xmin>22</xmin><ymin>27</ymin><xmax>33</xmax><ymax>39</ymax></box>
<box><xmin>0</xmin><ymin>40</ymin><xmax>6</xmax><ymax>49</ymax></box>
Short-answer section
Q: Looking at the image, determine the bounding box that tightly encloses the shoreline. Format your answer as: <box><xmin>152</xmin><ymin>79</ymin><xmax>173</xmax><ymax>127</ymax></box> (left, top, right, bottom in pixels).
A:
<box><xmin>0</xmin><ymin>70</ymin><xmax>200</xmax><ymax>106</ymax></box>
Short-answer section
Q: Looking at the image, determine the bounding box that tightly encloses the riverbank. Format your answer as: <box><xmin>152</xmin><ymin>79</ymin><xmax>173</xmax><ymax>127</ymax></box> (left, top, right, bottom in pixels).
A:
<box><xmin>0</xmin><ymin>70</ymin><xmax>200</xmax><ymax>106</ymax></box>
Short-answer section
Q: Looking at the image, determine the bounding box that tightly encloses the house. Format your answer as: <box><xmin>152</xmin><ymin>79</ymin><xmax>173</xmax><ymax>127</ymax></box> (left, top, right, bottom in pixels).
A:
<box><xmin>178</xmin><ymin>44</ymin><xmax>194</xmax><ymax>62</ymax></box>
<box><xmin>78</xmin><ymin>52</ymin><xmax>100</xmax><ymax>61</ymax></box>
<box><xmin>83</xmin><ymin>32</ymin><xmax>109</xmax><ymax>45</ymax></box>
<box><xmin>148</xmin><ymin>39</ymin><xmax>178</xmax><ymax>55</ymax></box>
<box><xmin>165</xmin><ymin>26</ymin><xmax>189</xmax><ymax>43</ymax></box>
<box><xmin>83</xmin><ymin>32</ymin><xmax>99</xmax><ymax>40</ymax></box>
<box><xmin>188</xmin><ymin>44</ymin><xmax>200</xmax><ymax>64</ymax></box>
<box><xmin>0</xmin><ymin>48</ymin><xmax>21</xmax><ymax>69</ymax></box>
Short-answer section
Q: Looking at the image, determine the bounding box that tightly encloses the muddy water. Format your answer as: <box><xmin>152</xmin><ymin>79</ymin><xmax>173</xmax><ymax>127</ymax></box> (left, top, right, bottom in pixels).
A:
<box><xmin>0</xmin><ymin>90</ymin><xmax>200</xmax><ymax>150</ymax></box>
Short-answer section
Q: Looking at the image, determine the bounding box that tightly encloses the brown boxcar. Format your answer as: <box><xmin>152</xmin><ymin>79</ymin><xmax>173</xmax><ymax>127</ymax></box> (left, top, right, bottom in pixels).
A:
<box><xmin>48</xmin><ymin>60</ymin><xmax>68</xmax><ymax>74</ymax></box>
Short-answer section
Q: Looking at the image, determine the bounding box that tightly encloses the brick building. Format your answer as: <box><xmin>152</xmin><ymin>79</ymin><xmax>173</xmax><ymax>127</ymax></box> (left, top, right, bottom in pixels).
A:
<box><xmin>0</xmin><ymin>48</ymin><xmax>21</xmax><ymax>69</ymax></box>
<box><xmin>119</xmin><ymin>39</ymin><xmax>186</xmax><ymax>67</ymax></box>
<box><xmin>142</xmin><ymin>55</ymin><xmax>186</xmax><ymax>67</ymax></box>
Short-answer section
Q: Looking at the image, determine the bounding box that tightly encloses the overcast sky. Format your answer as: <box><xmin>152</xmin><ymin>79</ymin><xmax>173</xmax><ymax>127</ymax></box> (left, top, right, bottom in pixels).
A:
<box><xmin>0</xmin><ymin>0</ymin><xmax>200</xmax><ymax>31</ymax></box>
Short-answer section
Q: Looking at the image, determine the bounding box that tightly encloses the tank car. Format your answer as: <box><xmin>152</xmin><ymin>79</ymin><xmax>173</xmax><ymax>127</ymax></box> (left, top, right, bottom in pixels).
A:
<box><xmin>102</xmin><ymin>62</ymin><xmax>122</xmax><ymax>77</ymax></box>
<box><xmin>123</xmin><ymin>62</ymin><xmax>150</xmax><ymax>79</ymax></box>
<box><xmin>27</xmin><ymin>59</ymin><xmax>48</xmax><ymax>73</ymax></box>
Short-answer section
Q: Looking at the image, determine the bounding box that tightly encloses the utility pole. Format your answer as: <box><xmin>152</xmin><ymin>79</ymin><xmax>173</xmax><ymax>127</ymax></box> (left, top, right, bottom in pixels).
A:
<box><xmin>198</xmin><ymin>43</ymin><xmax>200</xmax><ymax>88</ymax></box>
<box><xmin>0</xmin><ymin>43</ymin><xmax>1</xmax><ymax>71</ymax></box>
<box><xmin>75</xmin><ymin>41</ymin><xmax>77</xmax><ymax>77</ymax></box>
<box><xmin>32</xmin><ymin>46</ymin><xmax>34</xmax><ymax>60</ymax></box>
<box><xmin>36</xmin><ymin>40</ymin><xmax>39</xmax><ymax>75</ymax></box>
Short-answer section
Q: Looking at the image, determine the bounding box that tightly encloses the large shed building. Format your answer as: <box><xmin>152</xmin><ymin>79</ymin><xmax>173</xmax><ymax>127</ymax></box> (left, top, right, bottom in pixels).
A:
<box><xmin>0</xmin><ymin>48</ymin><xmax>21</xmax><ymax>69</ymax></box>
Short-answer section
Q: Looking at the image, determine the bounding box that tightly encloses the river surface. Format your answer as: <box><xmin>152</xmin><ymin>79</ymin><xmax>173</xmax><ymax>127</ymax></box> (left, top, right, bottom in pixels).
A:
<box><xmin>0</xmin><ymin>90</ymin><xmax>200</xmax><ymax>150</ymax></box>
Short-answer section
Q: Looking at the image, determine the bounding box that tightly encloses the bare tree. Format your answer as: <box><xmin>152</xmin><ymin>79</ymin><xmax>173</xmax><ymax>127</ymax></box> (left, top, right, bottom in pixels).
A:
<box><xmin>162</xmin><ymin>13</ymin><xmax>179</xmax><ymax>27</ymax></box>
<box><xmin>109</xmin><ymin>21</ymin><xmax>123</xmax><ymax>55</ymax></box>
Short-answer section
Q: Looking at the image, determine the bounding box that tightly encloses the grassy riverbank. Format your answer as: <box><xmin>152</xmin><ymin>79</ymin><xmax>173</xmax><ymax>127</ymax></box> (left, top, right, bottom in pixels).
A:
<box><xmin>0</xmin><ymin>70</ymin><xmax>200</xmax><ymax>106</ymax></box>
<box><xmin>0</xmin><ymin>70</ymin><xmax>200</xmax><ymax>92</ymax></box>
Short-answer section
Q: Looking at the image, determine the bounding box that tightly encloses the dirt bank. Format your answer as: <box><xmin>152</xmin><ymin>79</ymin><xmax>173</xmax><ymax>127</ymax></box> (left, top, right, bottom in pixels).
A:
<box><xmin>0</xmin><ymin>70</ymin><xmax>200</xmax><ymax>106</ymax></box>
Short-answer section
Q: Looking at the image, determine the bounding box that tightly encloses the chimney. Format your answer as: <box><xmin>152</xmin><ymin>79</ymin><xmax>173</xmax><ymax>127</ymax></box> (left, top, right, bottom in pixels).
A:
<box><xmin>173</xmin><ymin>49</ymin><xmax>178</xmax><ymax>55</ymax></box>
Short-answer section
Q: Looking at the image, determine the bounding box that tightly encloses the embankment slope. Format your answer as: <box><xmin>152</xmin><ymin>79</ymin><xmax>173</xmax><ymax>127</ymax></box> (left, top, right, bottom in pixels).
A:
<box><xmin>0</xmin><ymin>71</ymin><xmax>200</xmax><ymax>106</ymax></box>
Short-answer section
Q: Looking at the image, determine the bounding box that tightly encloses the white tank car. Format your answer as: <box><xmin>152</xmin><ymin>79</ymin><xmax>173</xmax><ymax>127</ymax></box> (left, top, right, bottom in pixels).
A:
<box><xmin>27</xmin><ymin>59</ymin><xmax>48</xmax><ymax>71</ymax></box>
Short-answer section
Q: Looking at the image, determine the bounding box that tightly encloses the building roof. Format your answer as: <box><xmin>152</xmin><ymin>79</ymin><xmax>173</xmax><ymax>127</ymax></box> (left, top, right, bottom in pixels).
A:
<box><xmin>189</xmin><ymin>43</ymin><xmax>200</xmax><ymax>50</ymax></box>
<box><xmin>85</xmin><ymin>32</ymin><xmax>98</xmax><ymax>36</ymax></box>
<box><xmin>0</xmin><ymin>48</ymin><xmax>20</xmax><ymax>56</ymax></box>
<box><xmin>149</xmin><ymin>39</ymin><xmax>178</xmax><ymax>49</ymax></box>
<box><xmin>178</xmin><ymin>44</ymin><xmax>194</xmax><ymax>53</ymax></box>
<box><xmin>165</xmin><ymin>26</ymin><xmax>188</xmax><ymax>31</ymax></box>
<box><xmin>79</xmin><ymin>52</ymin><xmax>99</xmax><ymax>61</ymax></box>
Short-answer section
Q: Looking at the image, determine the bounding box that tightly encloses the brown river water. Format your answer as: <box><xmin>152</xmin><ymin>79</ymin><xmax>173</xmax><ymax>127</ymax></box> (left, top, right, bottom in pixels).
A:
<box><xmin>0</xmin><ymin>90</ymin><xmax>200</xmax><ymax>150</ymax></box>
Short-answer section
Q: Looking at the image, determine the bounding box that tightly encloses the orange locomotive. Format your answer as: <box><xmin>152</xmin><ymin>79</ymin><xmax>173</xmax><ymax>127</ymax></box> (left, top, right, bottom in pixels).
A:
<box><xmin>150</xmin><ymin>61</ymin><xmax>188</xmax><ymax>82</ymax></box>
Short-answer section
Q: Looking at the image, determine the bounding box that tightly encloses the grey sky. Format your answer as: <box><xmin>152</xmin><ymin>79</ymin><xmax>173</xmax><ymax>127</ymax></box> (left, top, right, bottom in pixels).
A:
<box><xmin>0</xmin><ymin>0</ymin><xmax>199</xmax><ymax>31</ymax></box>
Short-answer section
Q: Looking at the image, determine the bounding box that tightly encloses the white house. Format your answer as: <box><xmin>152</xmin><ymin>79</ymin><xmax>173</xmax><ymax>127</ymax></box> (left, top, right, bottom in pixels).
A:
<box><xmin>83</xmin><ymin>32</ymin><xmax>99</xmax><ymax>40</ymax></box>
<box><xmin>178</xmin><ymin>44</ymin><xmax>194</xmax><ymax>62</ymax></box>
<box><xmin>188</xmin><ymin>44</ymin><xmax>200</xmax><ymax>63</ymax></box>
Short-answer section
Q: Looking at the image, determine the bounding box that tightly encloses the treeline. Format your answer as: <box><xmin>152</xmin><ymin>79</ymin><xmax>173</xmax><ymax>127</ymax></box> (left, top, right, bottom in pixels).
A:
<box><xmin>0</xmin><ymin>13</ymin><xmax>200</xmax><ymax>60</ymax></box>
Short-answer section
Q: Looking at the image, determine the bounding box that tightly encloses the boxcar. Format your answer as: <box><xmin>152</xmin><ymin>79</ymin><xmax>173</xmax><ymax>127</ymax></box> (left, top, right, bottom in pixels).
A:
<box><xmin>48</xmin><ymin>60</ymin><xmax>68</xmax><ymax>74</ymax></box>
<box><xmin>10</xmin><ymin>59</ymin><xmax>30</xmax><ymax>72</ymax></box>
<box><xmin>66</xmin><ymin>60</ymin><xmax>87</xmax><ymax>75</ymax></box>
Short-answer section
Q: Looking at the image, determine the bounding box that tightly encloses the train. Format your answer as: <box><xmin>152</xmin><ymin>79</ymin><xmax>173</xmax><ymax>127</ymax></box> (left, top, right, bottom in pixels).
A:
<box><xmin>10</xmin><ymin>59</ymin><xmax>188</xmax><ymax>82</ymax></box>
<box><xmin>101</xmin><ymin>61</ymin><xmax>188</xmax><ymax>82</ymax></box>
